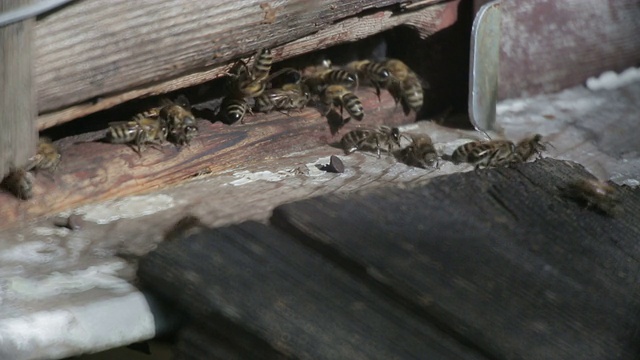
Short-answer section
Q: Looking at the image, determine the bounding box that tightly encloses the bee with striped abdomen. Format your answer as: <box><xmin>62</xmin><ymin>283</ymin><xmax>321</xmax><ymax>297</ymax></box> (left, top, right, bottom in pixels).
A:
<box><xmin>107</xmin><ymin>114</ymin><xmax>168</xmax><ymax>153</ymax></box>
<box><xmin>400</xmin><ymin>134</ymin><xmax>439</xmax><ymax>168</ymax></box>
<box><xmin>303</xmin><ymin>66</ymin><xmax>358</xmax><ymax>95</ymax></box>
<box><xmin>322</xmin><ymin>84</ymin><xmax>364</xmax><ymax>121</ymax></box>
<box><xmin>560</xmin><ymin>178</ymin><xmax>620</xmax><ymax>216</ymax></box>
<box><xmin>158</xmin><ymin>96</ymin><xmax>198</xmax><ymax>146</ymax></box>
<box><xmin>451</xmin><ymin>139</ymin><xmax>516</xmax><ymax>169</ymax></box>
<box><xmin>228</xmin><ymin>48</ymin><xmax>296</xmax><ymax>99</ymax></box>
<box><xmin>220</xmin><ymin>96</ymin><xmax>251</xmax><ymax>124</ymax></box>
<box><xmin>254</xmin><ymin>82</ymin><xmax>311</xmax><ymax>114</ymax></box>
<box><xmin>341</xmin><ymin>126</ymin><xmax>402</xmax><ymax>158</ymax></box>
<box><xmin>383</xmin><ymin>59</ymin><xmax>427</xmax><ymax>113</ymax></box>
<box><xmin>346</xmin><ymin>60</ymin><xmax>391</xmax><ymax>99</ymax></box>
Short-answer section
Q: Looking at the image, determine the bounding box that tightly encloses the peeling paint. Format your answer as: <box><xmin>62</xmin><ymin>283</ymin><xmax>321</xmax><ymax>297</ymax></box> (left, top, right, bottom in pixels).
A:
<box><xmin>71</xmin><ymin>194</ymin><xmax>175</xmax><ymax>224</ymax></box>
<box><xmin>587</xmin><ymin>67</ymin><xmax>640</xmax><ymax>91</ymax></box>
<box><xmin>2</xmin><ymin>260</ymin><xmax>132</xmax><ymax>301</ymax></box>
<box><xmin>229</xmin><ymin>170</ymin><xmax>289</xmax><ymax>186</ymax></box>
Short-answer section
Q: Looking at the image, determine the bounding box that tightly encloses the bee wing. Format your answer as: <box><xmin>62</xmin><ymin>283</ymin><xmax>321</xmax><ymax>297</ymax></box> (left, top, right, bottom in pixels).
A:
<box><xmin>174</xmin><ymin>95</ymin><xmax>191</xmax><ymax>108</ymax></box>
<box><xmin>108</xmin><ymin>120</ymin><xmax>137</xmax><ymax>128</ymax></box>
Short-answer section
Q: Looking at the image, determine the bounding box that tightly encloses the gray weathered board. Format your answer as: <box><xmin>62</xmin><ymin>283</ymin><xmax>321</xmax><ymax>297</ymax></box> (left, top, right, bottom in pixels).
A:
<box><xmin>139</xmin><ymin>158</ymin><xmax>640</xmax><ymax>359</ymax></box>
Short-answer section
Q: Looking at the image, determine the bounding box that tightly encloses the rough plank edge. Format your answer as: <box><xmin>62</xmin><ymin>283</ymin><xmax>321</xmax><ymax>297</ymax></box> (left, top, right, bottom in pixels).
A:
<box><xmin>37</xmin><ymin>1</ymin><xmax>457</xmax><ymax>130</ymax></box>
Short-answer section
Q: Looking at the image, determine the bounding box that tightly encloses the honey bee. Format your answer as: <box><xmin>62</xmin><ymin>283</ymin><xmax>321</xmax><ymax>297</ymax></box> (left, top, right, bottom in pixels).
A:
<box><xmin>1</xmin><ymin>168</ymin><xmax>35</xmax><ymax>200</ymax></box>
<box><xmin>158</xmin><ymin>96</ymin><xmax>198</xmax><ymax>145</ymax></box>
<box><xmin>254</xmin><ymin>82</ymin><xmax>311</xmax><ymax>113</ymax></box>
<box><xmin>341</xmin><ymin>126</ymin><xmax>402</xmax><ymax>158</ymax></box>
<box><xmin>400</xmin><ymin>134</ymin><xmax>438</xmax><ymax>168</ymax></box>
<box><xmin>322</xmin><ymin>84</ymin><xmax>364</xmax><ymax>121</ymax></box>
<box><xmin>220</xmin><ymin>96</ymin><xmax>251</xmax><ymax>124</ymax></box>
<box><xmin>383</xmin><ymin>59</ymin><xmax>426</xmax><ymax>113</ymax></box>
<box><xmin>560</xmin><ymin>178</ymin><xmax>620</xmax><ymax>216</ymax></box>
<box><xmin>345</xmin><ymin>60</ymin><xmax>391</xmax><ymax>98</ymax></box>
<box><xmin>451</xmin><ymin>139</ymin><xmax>516</xmax><ymax>169</ymax></box>
<box><xmin>513</xmin><ymin>134</ymin><xmax>546</xmax><ymax>163</ymax></box>
<box><xmin>303</xmin><ymin>67</ymin><xmax>358</xmax><ymax>94</ymax></box>
<box><xmin>107</xmin><ymin>114</ymin><xmax>168</xmax><ymax>153</ymax></box>
<box><xmin>228</xmin><ymin>49</ymin><xmax>296</xmax><ymax>99</ymax></box>
<box><xmin>26</xmin><ymin>137</ymin><xmax>61</xmax><ymax>171</ymax></box>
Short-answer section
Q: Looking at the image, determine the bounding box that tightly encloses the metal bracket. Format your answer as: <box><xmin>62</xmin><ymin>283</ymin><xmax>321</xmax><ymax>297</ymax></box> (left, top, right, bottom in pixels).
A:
<box><xmin>469</xmin><ymin>0</ymin><xmax>501</xmax><ymax>133</ymax></box>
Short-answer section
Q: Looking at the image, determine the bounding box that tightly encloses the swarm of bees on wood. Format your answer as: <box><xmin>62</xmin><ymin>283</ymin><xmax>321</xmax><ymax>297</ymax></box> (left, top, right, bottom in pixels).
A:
<box><xmin>0</xmin><ymin>48</ymin><xmax>625</xmax><ymax>218</ymax></box>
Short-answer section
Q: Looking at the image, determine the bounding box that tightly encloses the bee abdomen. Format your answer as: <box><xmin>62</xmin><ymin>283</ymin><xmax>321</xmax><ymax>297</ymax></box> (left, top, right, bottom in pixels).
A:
<box><xmin>107</xmin><ymin>125</ymin><xmax>137</xmax><ymax>143</ymax></box>
<box><xmin>402</xmin><ymin>78</ymin><xmax>424</xmax><ymax>111</ymax></box>
<box><xmin>323</xmin><ymin>69</ymin><xmax>357</xmax><ymax>87</ymax></box>
<box><xmin>221</xmin><ymin>97</ymin><xmax>248</xmax><ymax>124</ymax></box>
<box><xmin>253</xmin><ymin>49</ymin><xmax>273</xmax><ymax>79</ymax></box>
<box><xmin>342</xmin><ymin>93</ymin><xmax>364</xmax><ymax>121</ymax></box>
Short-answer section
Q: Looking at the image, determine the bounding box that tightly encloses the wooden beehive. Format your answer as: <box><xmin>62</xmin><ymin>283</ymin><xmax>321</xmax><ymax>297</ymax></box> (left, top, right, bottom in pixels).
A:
<box><xmin>0</xmin><ymin>0</ymin><xmax>464</xmax><ymax>228</ymax></box>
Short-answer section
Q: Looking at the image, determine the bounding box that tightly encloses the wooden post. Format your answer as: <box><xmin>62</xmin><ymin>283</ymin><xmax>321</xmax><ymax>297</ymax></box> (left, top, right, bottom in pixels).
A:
<box><xmin>0</xmin><ymin>0</ymin><xmax>37</xmax><ymax>179</ymax></box>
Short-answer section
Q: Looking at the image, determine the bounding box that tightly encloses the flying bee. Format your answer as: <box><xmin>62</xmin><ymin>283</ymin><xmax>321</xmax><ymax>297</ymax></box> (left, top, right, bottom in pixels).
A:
<box><xmin>383</xmin><ymin>59</ymin><xmax>427</xmax><ymax>113</ymax></box>
<box><xmin>26</xmin><ymin>137</ymin><xmax>61</xmax><ymax>172</ymax></box>
<box><xmin>1</xmin><ymin>168</ymin><xmax>35</xmax><ymax>200</ymax></box>
<box><xmin>400</xmin><ymin>134</ymin><xmax>439</xmax><ymax>168</ymax></box>
<box><xmin>341</xmin><ymin>126</ymin><xmax>402</xmax><ymax>158</ymax></box>
<box><xmin>560</xmin><ymin>178</ymin><xmax>620</xmax><ymax>216</ymax></box>
<box><xmin>451</xmin><ymin>139</ymin><xmax>516</xmax><ymax>169</ymax></box>
<box><xmin>107</xmin><ymin>114</ymin><xmax>168</xmax><ymax>153</ymax></box>
<box><xmin>159</xmin><ymin>96</ymin><xmax>198</xmax><ymax>145</ymax></box>
<box><xmin>513</xmin><ymin>134</ymin><xmax>547</xmax><ymax>163</ymax></box>
<box><xmin>322</xmin><ymin>84</ymin><xmax>364</xmax><ymax>121</ymax></box>
<box><xmin>254</xmin><ymin>82</ymin><xmax>311</xmax><ymax>114</ymax></box>
<box><xmin>345</xmin><ymin>60</ymin><xmax>391</xmax><ymax>99</ymax></box>
<box><xmin>220</xmin><ymin>96</ymin><xmax>251</xmax><ymax>124</ymax></box>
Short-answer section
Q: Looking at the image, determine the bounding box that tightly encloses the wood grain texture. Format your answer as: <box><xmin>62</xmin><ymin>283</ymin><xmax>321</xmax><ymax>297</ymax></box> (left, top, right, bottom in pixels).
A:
<box><xmin>0</xmin><ymin>88</ymin><xmax>415</xmax><ymax>229</ymax></box>
<box><xmin>498</xmin><ymin>0</ymin><xmax>640</xmax><ymax>100</ymax></box>
<box><xmin>1</xmin><ymin>0</ymin><xmax>37</xmax><ymax>178</ymax></box>
<box><xmin>34</xmin><ymin>0</ymin><xmax>456</xmax><ymax>125</ymax></box>
<box><xmin>138</xmin><ymin>222</ymin><xmax>487</xmax><ymax>360</ymax></box>
<box><xmin>271</xmin><ymin>158</ymin><xmax>640</xmax><ymax>360</ymax></box>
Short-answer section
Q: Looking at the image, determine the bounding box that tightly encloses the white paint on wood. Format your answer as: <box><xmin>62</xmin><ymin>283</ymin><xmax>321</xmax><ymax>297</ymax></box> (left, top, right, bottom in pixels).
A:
<box><xmin>69</xmin><ymin>194</ymin><xmax>176</xmax><ymax>224</ymax></box>
<box><xmin>586</xmin><ymin>67</ymin><xmax>640</xmax><ymax>91</ymax></box>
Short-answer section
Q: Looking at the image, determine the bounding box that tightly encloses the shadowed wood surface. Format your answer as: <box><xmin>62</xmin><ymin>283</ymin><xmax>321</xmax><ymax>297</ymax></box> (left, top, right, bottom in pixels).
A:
<box><xmin>135</xmin><ymin>158</ymin><xmax>640</xmax><ymax>359</ymax></box>
<box><xmin>0</xmin><ymin>0</ymin><xmax>37</xmax><ymax>178</ymax></box>
<box><xmin>138</xmin><ymin>222</ymin><xmax>488</xmax><ymax>360</ymax></box>
<box><xmin>270</xmin><ymin>158</ymin><xmax>640</xmax><ymax>359</ymax></box>
<box><xmin>34</xmin><ymin>0</ymin><xmax>457</xmax><ymax>127</ymax></box>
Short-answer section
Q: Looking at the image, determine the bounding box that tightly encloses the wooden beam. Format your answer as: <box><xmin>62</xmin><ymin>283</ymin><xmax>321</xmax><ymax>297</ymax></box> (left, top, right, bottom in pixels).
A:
<box><xmin>34</xmin><ymin>0</ymin><xmax>458</xmax><ymax>129</ymax></box>
<box><xmin>0</xmin><ymin>88</ymin><xmax>416</xmax><ymax>229</ymax></box>
<box><xmin>0</xmin><ymin>0</ymin><xmax>37</xmax><ymax>179</ymax></box>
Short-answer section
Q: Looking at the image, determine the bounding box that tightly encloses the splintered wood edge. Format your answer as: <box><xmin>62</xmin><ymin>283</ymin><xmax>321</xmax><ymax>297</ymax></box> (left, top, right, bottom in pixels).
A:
<box><xmin>36</xmin><ymin>1</ymin><xmax>457</xmax><ymax>130</ymax></box>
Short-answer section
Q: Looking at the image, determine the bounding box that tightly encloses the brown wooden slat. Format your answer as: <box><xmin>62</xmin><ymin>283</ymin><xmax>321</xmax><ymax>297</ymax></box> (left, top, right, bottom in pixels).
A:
<box><xmin>0</xmin><ymin>88</ymin><xmax>413</xmax><ymax>229</ymax></box>
<box><xmin>271</xmin><ymin>158</ymin><xmax>640</xmax><ymax>359</ymax></box>
<box><xmin>138</xmin><ymin>221</ymin><xmax>488</xmax><ymax>360</ymax></box>
<box><xmin>34</xmin><ymin>0</ymin><xmax>457</xmax><ymax>122</ymax></box>
<box><xmin>0</xmin><ymin>0</ymin><xmax>37</xmax><ymax>178</ymax></box>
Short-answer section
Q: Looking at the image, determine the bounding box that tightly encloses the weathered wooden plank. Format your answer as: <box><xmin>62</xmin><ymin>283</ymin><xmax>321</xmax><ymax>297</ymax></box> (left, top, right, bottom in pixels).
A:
<box><xmin>498</xmin><ymin>0</ymin><xmax>640</xmax><ymax>100</ymax></box>
<box><xmin>0</xmin><ymin>88</ymin><xmax>415</xmax><ymax>229</ymax></box>
<box><xmin>34</xmin><ymin>0</ymin><xmax>457</xmax><ymax>124</ymax></box>
<box><xmin>0</xmin><ymin>0</ymin><xmax>37</xmax><ymax>179</ymax></box>
<box><xmin>138</xmin><ymin>221</ymin><xmax>488</xmax><ymax>360</ymax></box>
<box><xmin>271</xmin><ymin>158</ymin><xmax>640</xmax><ymax>359</ymax></box>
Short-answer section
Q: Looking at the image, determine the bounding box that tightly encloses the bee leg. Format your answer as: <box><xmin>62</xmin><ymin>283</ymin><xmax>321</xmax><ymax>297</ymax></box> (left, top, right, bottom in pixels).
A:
<box><xmin>376</xmin><ymin>139</ymin><xmax>382</xmax><ymax>159</ymax></box>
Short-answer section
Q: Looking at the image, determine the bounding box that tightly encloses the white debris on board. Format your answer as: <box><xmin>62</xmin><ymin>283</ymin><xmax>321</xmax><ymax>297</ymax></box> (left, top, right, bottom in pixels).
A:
<box><xmin>2</xmin><ymin>260</ymin><xmax>132</xmax><ymax>302</ymax></box>
<box><xmin>229</xmin><ymin>170</ymin><xmax>290</xmax><ymax>186</ymax></box>
<box><xmin>71</xmin><ymin>194</ymin><xmax>175</xmax><ymax>224</ymax></box>
<box><xmin>0</xmin><ymin>292</ymin><xmax>157</xmax><ymax>360</ymax></box>
<box><xmin>586</xmin><ymin>67</ymin><xmax>640</xmax><ymax>91</ymax></box>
